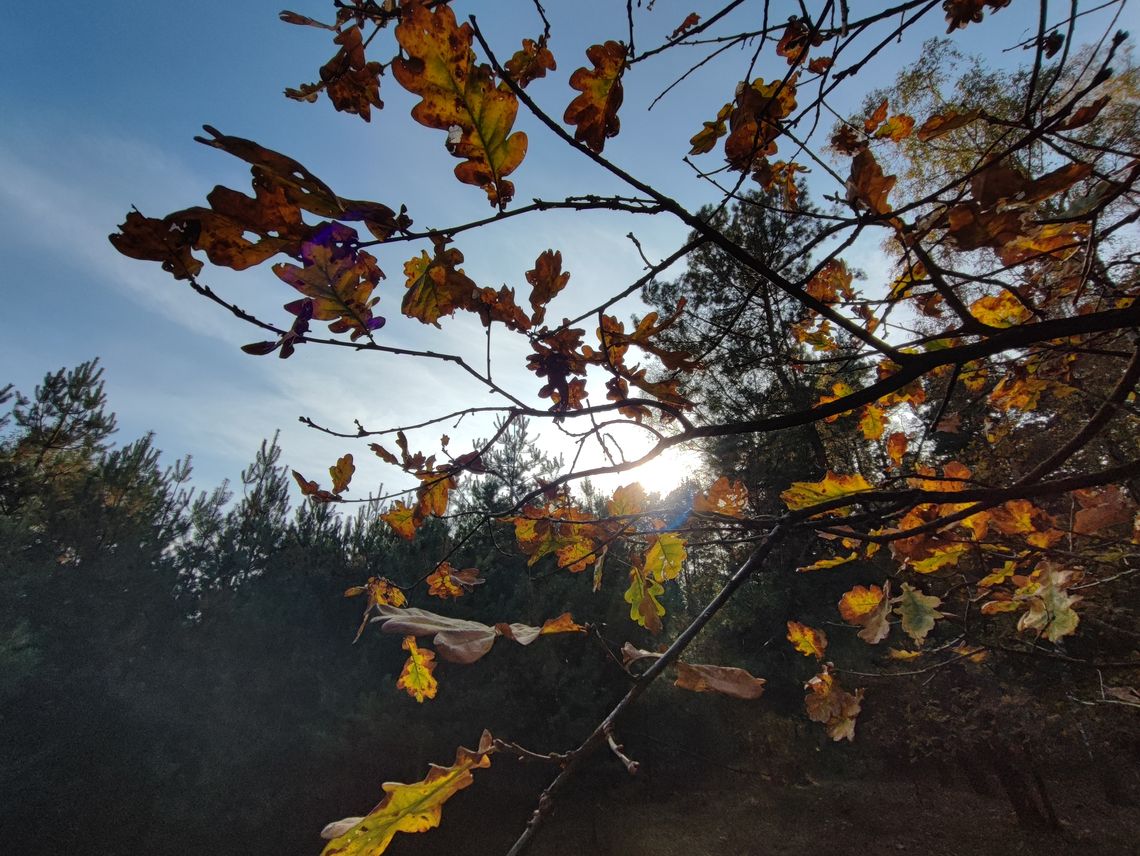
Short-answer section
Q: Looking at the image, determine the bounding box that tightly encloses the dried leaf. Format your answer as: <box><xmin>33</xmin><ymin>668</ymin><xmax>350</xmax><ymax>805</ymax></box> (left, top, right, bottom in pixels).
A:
<box><xmin>504</xmin><ymin>38</ymin><xmax>556</xmax><ymax>88</ymax></box>
<box><xmin>674</xmin><ymin>662</ymin><xmax>766</xmax><ymax>699</ymax></box>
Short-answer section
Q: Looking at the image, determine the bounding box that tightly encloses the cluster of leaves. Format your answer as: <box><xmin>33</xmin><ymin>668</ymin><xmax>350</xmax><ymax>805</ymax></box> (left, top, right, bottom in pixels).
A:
<box><xmin>109</xmin><ymin>1</ymin><xmax>1140</xmax><ymax>853</ymax></box>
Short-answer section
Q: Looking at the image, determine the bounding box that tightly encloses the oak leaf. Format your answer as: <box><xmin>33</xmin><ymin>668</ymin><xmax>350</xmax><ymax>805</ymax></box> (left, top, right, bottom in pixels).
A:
<box><xmin>847</xmin><ymin>148</ymin><xmax>896</xmax><ymax>214</ymax></box>
<box><xmin>804</xmin><ymin>665</ymin><xmax>864</xmax><ymax>742</ymax></box>
<box><xmin>886</xmin><ymin>432</ymin><xmax>908</xmax><ymax>467</ymax></box>
<box><xmin>781</xmin><ymin>472</ymin><xmax>873</xmax><ymax>512</ymax></box>
<box><xmin>674</xmin><ymin>662</ymin><xmax>766</xmax><ymax>699</ymax></box>
<box><xmin>525</xmin><ymin>249</ymin><xmax>570</xmax><ymax>326</ymax></box>
<box><xmin>787</xmin><ymin>621</ymin><xmax>828</xmax><ymax>659</ymax></box>
<box><xmin>402</xmin><ymin>240</ymin><xmax>479</xmax><ymax>327</ymax></box>
<box><xmin>916</xmin><ymin>109</ymin><xmax>979</xmax><ymax>141</ymax></box>
<box><xmin>624</xmin><ymin>568</ymin><xmax>666</xmax><ymax>634</ymax></box>
<box><xmin>426</xmin><ymin>563</ymin><xmax>484</xmax><ymax>599</ymax></box>
<box><xmin>396</xmin><ymin>636</ymin><xmax>438</xmax><ymax>703</ymax></box>
<box><xmin>838</xmin><ymin>584</ymin><xmax>885</xmax><ymax>624</ymax></box>
<box><xmin>392</xmin><ymin>3</ymin><xmax>527</xmax><ymax>206</ymax></box>
<box><xmin>564</xmin><ymin>41</ymin><xmax>626</xmax><ymax>153</ymax></box>
<box><xmin>670</xmin><ymin>12</ymin><xmax>701</xmax><ymax>39</ymax></box>
<box><xmin>692</xmin><ymin>476</ymin><xmax>748</xmax><ymax>518</ymax></box>
<box><xmin>504</xmin><ymin>38</ymin><xmax>556</xmax><ymax>88</ymax></box>
<box><xmin>330</xmin><ymin>454</ymin><xmax>355</xmax><ymax>495</ymax></box>
<box><xmin>380</xmin><ymin>500</ymin><xmax>418</xmax><ymax>540</ymax></box>
<box><xmin>893</xmin><ymin>583</ymin><xmax>942</xmax><ymax>645</ymax></box>
<box><xmin>320</xmin><ymin>731</ymin><xmax>494</xmax><ymax>856</ymax></box>
<box><xmin>643</xmin><ymin>533</ymin><xmax>687</xmax><ymax>582</ymax></box>
<box><xmin>1017</xmin><ymin>566</ymin><xmax>1081</xmax><ymax>642</ymax></box>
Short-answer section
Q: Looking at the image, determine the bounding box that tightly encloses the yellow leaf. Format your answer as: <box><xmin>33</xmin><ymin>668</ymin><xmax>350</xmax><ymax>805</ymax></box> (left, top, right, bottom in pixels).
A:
<box><xmin>624</xmin><ymin>568</ymin><xmax>665</xmax><ymax>634</ymax></box>
<box><xmin>539</xmin><ymin>612</ymin><xmax>585</xmax><ymax>636</ymax></box>
<box><xmin>874</xmin><ymin>114</ymin><xmax>914</xmax><ymax>141</ymax></box>
<box><xmin>859</xmin><ymin>405</ymin><xmax>886</xmax><ymax>440</ymax></box>
<box><xmin>320</xmin><ymin>731</ymin><xmax>494</xmax><ymax>856</ymax></box>
<box><xmin>781</xmin><ymin>472</ymin><xmax>873</xmax><ymax>511</ymax></box>
<box><xmin>797</xmin><ymin>551</ymin><xmax>858</xmax><ymax>572</ymax></box>
<box><xmin>970</xmin><ymin>291</ymin><xmax>1031</xmax><ymax>328</ymax></box>
<box><xmin>392</xmin><ymin>4</ymin><xmax>527</xmax><ymax>206</ymax></box>
<box><xmin>381</xmin><ymin>500</ymin><xmax>419</xmax><ymax>540</ymax></box>
<box><xmin>909</xmin><ymin>542</ymin><xmax>968</xmax><ymax>574</ymax></box>
<box><xmin>643</xmin><ymin>533</ymin><xmax>687</xmax><ymax>582</ymax></box>
<box><xmin>838</xmin><ymin>585</ymin><xmax>885</xmax><ymax>624</ymax></box>
<box><xmin>786</xmin><ymin>620</ymin><xmax>827</xmax><ymax>659</ymax></box>
<box><xmin>396</xmin><ymin>636</ymin><xmax>438</xmax><ymax>703</ymax></box>
<box><xmin>888</xmin><ymin>647</ymin><xmax>922</xmax><ymax>660</ymax></box>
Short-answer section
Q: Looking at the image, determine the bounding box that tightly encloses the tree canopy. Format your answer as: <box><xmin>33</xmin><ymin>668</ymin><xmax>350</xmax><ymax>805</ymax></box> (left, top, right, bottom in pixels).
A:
<box><xmin>108</xmin><ymin>2</ymin><xmax>1139</xmax><ymax>854</ymax></box>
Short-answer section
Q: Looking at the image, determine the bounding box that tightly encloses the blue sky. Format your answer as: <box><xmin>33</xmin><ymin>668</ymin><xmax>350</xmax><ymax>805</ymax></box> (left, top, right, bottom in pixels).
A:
<box><xmin>3</xmin><ymin>1</ymin><xmax>1129</xmax><ymax>499</ymax></box>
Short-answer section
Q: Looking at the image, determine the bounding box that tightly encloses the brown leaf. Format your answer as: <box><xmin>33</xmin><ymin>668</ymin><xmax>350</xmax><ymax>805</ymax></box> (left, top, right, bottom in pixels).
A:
<box><xmin>670</xmin><ymin>13</ymin><xmax>701</xmax><ymax>39</ymax></box>
<box><xmin>674</xmin><ymin>662</ymin><xmax>766</xmax><ymax>699</ymax></box>
<box><xmin>504</xmin><ymin>38</ymin><xmax>556</xmax><ymax>88</ymax></box>
<box><xmin>847</xmin><ymin>148</ymin><xmax>895</xmax><ymax>214</ymax></box>
<box><xmin>564</xmin><ymin>41</ymin><xmax>626</xmax><ymax>153</ymax></box>
<box><xmin>526</xmin><ymin>249</ymin><xmax>570</xmax><ymax>325</ymax></box>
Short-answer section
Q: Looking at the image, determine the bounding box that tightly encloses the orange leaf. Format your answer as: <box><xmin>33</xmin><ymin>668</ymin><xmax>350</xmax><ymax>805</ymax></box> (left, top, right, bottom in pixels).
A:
<box><xmin>329</xmin><ymin>453</ymin><xmax>355</xmax><ymax>495</ymax></box>
<box><xmin>564</xmin><ymin>41</ymin><xmax>626</xmax><ymax>153</ymax></box>
<box><xmin>838</xmin><ymin>584</ymin><xmax>885</xmax><ymax>624</ymax></box>
<box><xmin>804</xmin><ymin>665</ymin><xmax>864</xmax><ymax>741</ymax></box>
<box><xmin>539</xmin><ymin>612</ymin><xmax>586</xmax><ymax>635</ymax></box>
<box><xmin>787</xmin><ymin>620</ymin><xmax>828</xmax><ymax>659</ymax></box>
<box><xmin>863</xmin><ymin>99</ymin><xmax>888</xmax><ymax>133</ymax></box>
<box><xmin>381</xmin><ymin>500</ymin><xmax>419</xmax><ymax>540</ymax></box>
<box><xmin>886</xmin><ymin>432</ymin><xmax>908</xmax><ymax>467</ymax></box>
<box><xmin>692</xmin><ymin>476</ymin><xmax>749</xmax><ymax>517</ymax></box>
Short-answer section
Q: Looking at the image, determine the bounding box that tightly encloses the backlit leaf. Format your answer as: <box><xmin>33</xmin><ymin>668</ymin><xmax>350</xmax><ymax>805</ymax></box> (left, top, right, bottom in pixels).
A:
<box><xmin>692</xmin><ymin>476</ymin><xmax>748</xmax><ymax>517</ymax></box>
<box><xmin>838</xmin><ymin>584</ymin><xmax>885</xmax><ymax>624</ymax></box>
<box><xmin>787</xmin><ymin>620</ymin><xmax>827</xmax><ymax>659</ymax></box>
<box><xmin>624</xmin><ymin>568</ymin><xmax>665</xmax><ymax>634</ymax></box>
<box><xmin>393</xmin><ymin>3</ymin><xmax>527</xmax><ymax>206</ymax></box>
<box><xmin>525</xmin><ymin>249</ymin><xmax>570</xmax><ymax>326</ymax></box>
<box><xmin>396</xmin><ymin>636</ymin><xmax>438</xmax><ymax>703</ymax></box>
<box><xmin>381</xmin><ymin>500</ymin><xmax>418</xmax><ymax>540</ymax></box>
<box><xmin>320</xmin><ymin>731</ymin><xmax>494</xmax><ymax>855</ymax></box>
<box><xmin>643</xmin><ymin>532</ymin><xmax>687</xmax><ymax>582</ymax></box>
<box><xmin>504</xmin><ymin>38</ymin><xmax>556</xmax><ymax>88</ymax></box>
<box><xmin>330</xmin><ymin>454</ymin><xmax>355</xmax><ymax>495</ymax></box>
<box><xmin>564</xmin><ymin>41</ymin><xmax>626</xmax><ymax>153</ymax></box>
<box><xmin>781</xmin><ymin>472</ymin><xmax>873</xmax><ymax>511</ymax></box>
